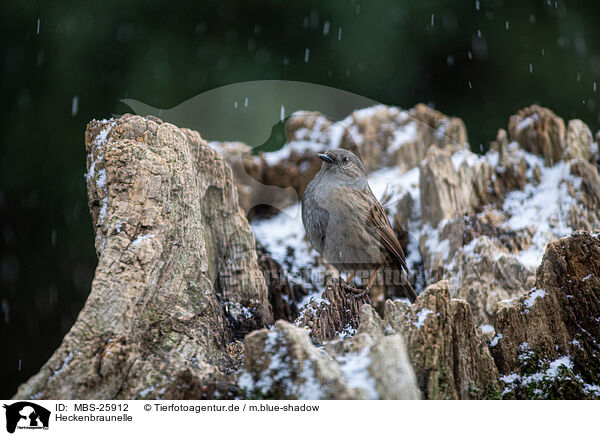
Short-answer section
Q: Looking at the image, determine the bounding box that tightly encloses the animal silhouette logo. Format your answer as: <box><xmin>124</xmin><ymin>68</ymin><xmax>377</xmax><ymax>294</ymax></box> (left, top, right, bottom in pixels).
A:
<box><xmin>3</xmin><ymin>402</ymin><xmax>50</xmax><ymax>433</ymax></box>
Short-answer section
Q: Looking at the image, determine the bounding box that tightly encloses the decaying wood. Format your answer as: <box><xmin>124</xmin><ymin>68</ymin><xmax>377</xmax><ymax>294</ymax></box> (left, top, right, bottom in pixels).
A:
<box><xmin>13</xmin><ymin>115</ymin><xmax>272</xmax><ymax>399</ymax></box>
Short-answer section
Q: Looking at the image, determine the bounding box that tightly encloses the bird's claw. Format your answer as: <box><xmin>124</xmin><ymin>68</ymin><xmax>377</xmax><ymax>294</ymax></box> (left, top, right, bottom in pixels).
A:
<box><xmin>340</xmin><ymin>281</ymin><xmax>372</xmax><ymax>303</ymax></box>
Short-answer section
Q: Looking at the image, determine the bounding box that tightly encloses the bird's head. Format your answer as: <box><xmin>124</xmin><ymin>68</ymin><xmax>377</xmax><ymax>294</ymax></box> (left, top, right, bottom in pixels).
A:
<box><xmin>317</xmin><ymin>149</ymin><xmax>366</xmax><ymax>180</ymax></box>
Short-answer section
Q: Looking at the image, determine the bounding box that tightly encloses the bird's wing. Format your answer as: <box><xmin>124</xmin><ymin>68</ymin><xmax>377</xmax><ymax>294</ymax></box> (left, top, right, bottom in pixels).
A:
<box><xmin>362</xmin><ymin>187</ymin><xmax>417</xmax><ymax>302</ymax></box>
<box><xmin>365</xmin><ymin>192</ymin><xmax>410</xmax><ymax>273</ymax></box>
<box><xmin>330</xmin><ymin>183</ymin><xmax>417</xmax><ymax>302</ymax></box>
<box><xmin>333</xmin><ymin>184</ymin><xmax>409</xmax><ymax>273</ymax></box>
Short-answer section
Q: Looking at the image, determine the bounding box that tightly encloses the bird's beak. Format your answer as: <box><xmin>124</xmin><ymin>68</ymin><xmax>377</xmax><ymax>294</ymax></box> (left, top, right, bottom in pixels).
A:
<box><xmin>317</xmin><ymin>153</ymin><xmax>334</xmax><ymax>164</ymax></box>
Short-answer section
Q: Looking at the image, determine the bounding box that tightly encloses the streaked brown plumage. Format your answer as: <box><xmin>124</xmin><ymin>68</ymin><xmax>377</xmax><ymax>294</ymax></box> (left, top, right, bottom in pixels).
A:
<box><xmin>302</xmin><ymin>149</ymin><xmax>417</xmax><ymax>302</ymax></box>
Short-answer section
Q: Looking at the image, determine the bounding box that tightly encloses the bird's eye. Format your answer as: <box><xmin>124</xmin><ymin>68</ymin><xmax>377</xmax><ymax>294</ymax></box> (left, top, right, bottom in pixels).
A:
<box><xmin>342</xmin><ymin>156</ymin><xmax>348</xmax><ymax>163</ymax></box>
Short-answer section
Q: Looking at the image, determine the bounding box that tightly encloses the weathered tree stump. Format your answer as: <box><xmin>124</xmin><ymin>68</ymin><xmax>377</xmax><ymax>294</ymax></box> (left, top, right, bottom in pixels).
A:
<box><xmin>13</xmin><ymin>115</ymin><xmax>273</xmax><ymax>399</ymax></box>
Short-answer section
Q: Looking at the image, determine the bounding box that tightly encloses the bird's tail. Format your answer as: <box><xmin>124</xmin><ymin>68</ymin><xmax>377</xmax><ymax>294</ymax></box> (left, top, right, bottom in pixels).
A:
<box><xmin>402</xmin><ymin>272</ymin><xmax>418</xmax><ymax>303</ymax></box>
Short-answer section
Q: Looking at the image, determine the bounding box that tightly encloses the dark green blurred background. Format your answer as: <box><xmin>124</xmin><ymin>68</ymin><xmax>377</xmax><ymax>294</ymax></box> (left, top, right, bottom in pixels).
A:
<box><xmin>1</xmin><ymin>0</ymin><xmax>599</xmax><ymax>397</ymax></box>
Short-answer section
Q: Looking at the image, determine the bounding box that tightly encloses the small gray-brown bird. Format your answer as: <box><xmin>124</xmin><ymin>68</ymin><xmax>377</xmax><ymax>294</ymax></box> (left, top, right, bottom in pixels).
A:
<box><xmin>302</xmin><ymin>148</ymin><xmax>417</xmax><ymax>303</ymax></box>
